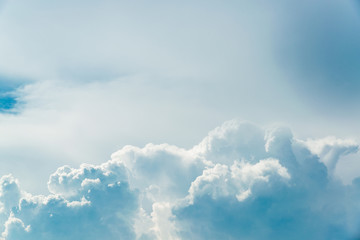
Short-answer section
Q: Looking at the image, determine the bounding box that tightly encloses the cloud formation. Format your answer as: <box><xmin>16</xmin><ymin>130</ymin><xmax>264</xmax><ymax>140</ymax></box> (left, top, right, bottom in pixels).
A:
<box><xmin>0</xmin><ymin>120</ymin><xmax>359</xmax><ymax>239</ymax></box>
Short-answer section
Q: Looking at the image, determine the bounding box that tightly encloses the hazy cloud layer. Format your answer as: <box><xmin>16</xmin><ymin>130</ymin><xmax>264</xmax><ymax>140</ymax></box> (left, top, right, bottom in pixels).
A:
<box><xmin>0</xmin><ymin>120</ymin><xmax>359</xmax><ymax>239</ymax></box>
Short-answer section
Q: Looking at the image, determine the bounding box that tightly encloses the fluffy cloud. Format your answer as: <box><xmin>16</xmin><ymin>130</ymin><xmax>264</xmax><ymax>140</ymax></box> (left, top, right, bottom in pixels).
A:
<box><xmin>1</xmin><ymin>167</ymin><xmax>138</xmax><ymax>240</ymax></box>
<box><xmin>302</xmin><ymin>137</ymin><xmax>359</xmax><ymax>174</ymax></box>
<box><xmin>0</xmin><ymin>120</ymin><xmax>359</xmax><ymax>239</ymax></box>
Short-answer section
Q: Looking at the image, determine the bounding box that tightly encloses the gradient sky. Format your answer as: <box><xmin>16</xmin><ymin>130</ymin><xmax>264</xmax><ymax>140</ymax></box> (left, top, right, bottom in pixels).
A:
<box><xmin>0</xmin><ymin>1</ymin><xmax>359</xmax><ymax>239</ymax></box>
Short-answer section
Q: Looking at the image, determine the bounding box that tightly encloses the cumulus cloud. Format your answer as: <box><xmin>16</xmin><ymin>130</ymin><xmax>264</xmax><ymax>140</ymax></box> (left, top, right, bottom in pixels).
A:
<box><xmin>0</xmin><ymin>120</ymin><xmax>359</xmax><ymax>239</ymax></box>
<box><xmin>188</xmin><ymin>158</ymin><xmax>290</xmax><ymax>203</ymax></box>
<box><xmin>302</xmin><ymin>137</ymin><xmax>359</xmax><ymax>174</ymax></box>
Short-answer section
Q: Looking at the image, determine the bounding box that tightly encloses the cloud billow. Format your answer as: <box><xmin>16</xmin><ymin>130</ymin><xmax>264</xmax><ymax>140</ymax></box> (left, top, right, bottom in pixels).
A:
<box><xmin>0</xmin><ymin>120</ymin><xmax>359</xmax><ymax>239</ymax></box>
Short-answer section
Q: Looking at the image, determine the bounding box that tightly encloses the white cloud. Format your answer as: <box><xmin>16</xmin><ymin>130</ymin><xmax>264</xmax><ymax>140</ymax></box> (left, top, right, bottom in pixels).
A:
<box><xmin>302</xmin><ymin>137</ymin><xmax>359</xmax><ymax>174</ymax></box>
<box><xmin>0</xmin><ymin>153</ymin><xmax>140</xmax><ymax>239</ymax></box>
<box><xmin>0</xmin><ymin>120</ymin><xmax>359</xmax><ymax>239</ymax></box>
<box><xmin>187</xmin><ymin>158</ymin><xmax>290</xmax><ymax>203</ymax></box>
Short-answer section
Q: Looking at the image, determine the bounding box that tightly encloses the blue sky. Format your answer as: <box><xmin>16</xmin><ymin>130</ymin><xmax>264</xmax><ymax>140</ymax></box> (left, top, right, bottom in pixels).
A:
<box><xmin>0</xmin><ymin>0</ymin><xmax>359</xmax><ymax>239</ymax></box>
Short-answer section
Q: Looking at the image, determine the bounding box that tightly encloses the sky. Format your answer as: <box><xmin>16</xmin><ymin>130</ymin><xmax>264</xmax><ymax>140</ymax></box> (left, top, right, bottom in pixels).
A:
<box><xmin>0</xmin><ymin>0</ymin><xmax>360</xmax><ymax>239</ymax></box>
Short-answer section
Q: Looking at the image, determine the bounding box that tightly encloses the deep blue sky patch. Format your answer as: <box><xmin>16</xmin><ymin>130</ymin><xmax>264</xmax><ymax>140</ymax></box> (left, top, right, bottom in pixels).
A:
<box><xmin>0</xmin><ymin>94</ymin><xmax>17</xmax><ymax>112</ymax></box>
<box><xmin>0</xmin><ymin>75</ymin><xmax>24</xmax><ymax>112</ymax></box>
